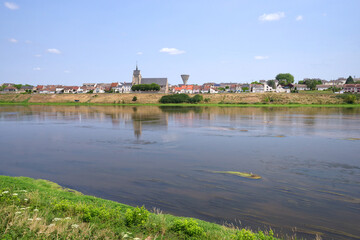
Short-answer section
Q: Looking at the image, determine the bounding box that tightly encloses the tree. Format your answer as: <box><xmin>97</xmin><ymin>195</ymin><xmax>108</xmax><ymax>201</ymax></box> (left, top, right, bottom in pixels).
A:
<box><xmin>275</xmin><ymin>73</ymin><xmax>294</xmax><ymax>85</ymax></box>
<box><xmin>346</xmin><ymin>76</ymin><xmax>354</xmax><ymax>84</ymax></box>
<box><xmin>304</xmin><ymin>79</ymin><xmax>319</xmax><ymax>90</ymax></box>
<box><xmin>132</xmin><ymin>96</ymin><xmax>137</xmax><ymax>102</ymax></box>
<box><xmin>267</xmin><ymin>80</ymin><xmax>276</xmax><ymax>89</ymax></box>
<box><xmin>251</xmin><ymin>81</ymin><xmax>261</xmax><ymax>85</ymax></box>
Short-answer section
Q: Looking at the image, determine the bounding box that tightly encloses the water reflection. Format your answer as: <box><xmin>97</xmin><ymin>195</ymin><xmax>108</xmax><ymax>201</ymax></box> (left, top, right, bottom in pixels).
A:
<box><xmin>0</xmin><ymin>105</ymin><xmax>360</xmax><ymax>240</ymax></box>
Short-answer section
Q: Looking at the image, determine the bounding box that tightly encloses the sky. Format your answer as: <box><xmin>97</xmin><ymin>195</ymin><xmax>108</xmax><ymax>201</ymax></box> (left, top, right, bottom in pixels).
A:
<box><xmin>1</xmin><ymin>0</ymin><xmax>360</xmax><ymax>86</ymax></box>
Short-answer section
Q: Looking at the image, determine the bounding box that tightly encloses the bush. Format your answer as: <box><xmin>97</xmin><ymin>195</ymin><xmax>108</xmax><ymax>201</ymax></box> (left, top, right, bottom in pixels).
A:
<box><xmin>132</xmin><ymin>83</ymin><xmax>160</xmax><ymax>92</ymax></box>
<box><xmin>170</xmin><ymin>219</ymin><xmax>206</xmax><ymax>238</ymax></box>
<box><xmin>124</xmin><ymin>206</ymin><xmax>149</xmax><ymax>227</ymax></box>
<box><xmin>159</xmin><ymin>94</ymin><xmax>203</xmax><ymax>104</ymax></box>
<box><xmin>344</xmin><ymin>94</ymin><xmax>357</xmax><ymax>104</ymax></box>
<box><xmin>188</xmin><ymin>94</ymin><xmax>203</xmax><ymax>103</ymax></box>
<box><xmin>232</xmin><ymin>229</ymin><xmax>274</xmax><ymax>240</ymax></box>
<box><xmin>132</xmin><ymin>96</ymin><xmax>137</xmax><ymax>102</ymax></box>
<box><xmin>159</xmin><ymin>94</ymin><xmax>191</xmax><ymax>103</ymax></box>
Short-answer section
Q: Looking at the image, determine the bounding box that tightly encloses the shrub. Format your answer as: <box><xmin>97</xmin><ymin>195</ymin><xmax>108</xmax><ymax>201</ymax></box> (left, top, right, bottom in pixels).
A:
<box><xmin>159</xmin><ymin>94</ymin><xmax>204</xmax><ymax>104</ymax></box>
<box><xmin>159</xmin><ymin>94</ymin><xmax>191</xmax><ymax>103</ymax></box>
<box><xmin>132</xmin><ymin>96</ymin><xmax>137</xmax><ymax>102</ymax></box>
<box><xmin>170</xmin><ymin>219</ymin><xmax>206</xmax><ymax>238</ymax></box>
<box><xmin>132</xmin><ymin>83</ymin><xmax>160</xmax><ymax>91</ymax></box>
<box><xmin>124</xmin><ymin>206</ymin><xmax>149</xmax><ymax>227</ymax></box>
<box><xmin>188</xmin><ymin>94</ymin><xmax>203</xmax><ymax>103</ymax></box>
<box><xmin>204</xmin><ymin>98</ymin><xmax>210</xmax><ymax>103</ymax></box>
<box><xmin>344</xmin><ymin>94</ymin><xmax>357</xmax><ymax>104</ymax></box>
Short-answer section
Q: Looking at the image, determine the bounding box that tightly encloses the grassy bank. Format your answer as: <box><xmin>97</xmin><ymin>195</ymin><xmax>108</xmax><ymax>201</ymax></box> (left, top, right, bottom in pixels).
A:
<box><xmin>0</xmin><ymin>93</ymin><xmax>359</xmax><ymax>106</ymax></box>
<box><xmin>0</xmin><ymin>175</ymin><xmax>277</xmax><ymax>239</ymax></box>
<box><xmin>1</xmin><ymin>101</ymin><xmax>360</xmax><ymax>108</ymax></box>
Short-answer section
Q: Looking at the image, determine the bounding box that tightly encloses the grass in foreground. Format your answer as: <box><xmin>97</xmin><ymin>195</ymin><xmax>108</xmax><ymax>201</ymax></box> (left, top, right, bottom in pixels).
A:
<box><xmin>0</xmin><ymin>175</ymin><xmax>277</xmax><ymax>239</ymax></box>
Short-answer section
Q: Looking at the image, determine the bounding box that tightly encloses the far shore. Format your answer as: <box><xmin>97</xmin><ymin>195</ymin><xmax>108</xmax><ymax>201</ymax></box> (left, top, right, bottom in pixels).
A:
<box><xmin>0</xmin><ymin>92</ymin><xmax>359</xmax><ymax>107</ymax></box>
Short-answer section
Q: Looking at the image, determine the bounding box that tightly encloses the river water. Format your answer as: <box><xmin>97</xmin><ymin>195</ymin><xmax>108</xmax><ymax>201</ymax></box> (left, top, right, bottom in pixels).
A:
<box><xmin>0</xmin><ymin>105</ymin><xmax>359</xmax><ymax>239</ymax></box>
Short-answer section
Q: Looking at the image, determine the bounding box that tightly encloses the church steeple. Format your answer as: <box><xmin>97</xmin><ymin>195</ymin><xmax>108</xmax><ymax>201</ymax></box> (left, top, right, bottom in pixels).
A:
<box><xmin>132</xmin><ymin>63</ymin><xmax>141</xmax><ymax>85</ymax></box>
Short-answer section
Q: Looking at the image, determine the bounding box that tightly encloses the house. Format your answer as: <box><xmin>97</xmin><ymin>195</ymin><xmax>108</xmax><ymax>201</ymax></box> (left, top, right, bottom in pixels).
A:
<box><xmin>111</xmin><ymin>82</ymin><xmax>123</xmax><ymax>93</ymax></box>
<box><xmin>83</xmin><ymin>83</ymin><xmax>97</xmax><ymax>88</ymax></box>
<box><xmin>123</xmin><ymin>83</ymin><xmax>132</xmax><ymax>93</ymax></box>
<box><xmin>3</xmin><ymin>86</ymin><xmax>18</xmax><ymax>92</ymax></box>
<box><xmin>131</xmin><ymin>65</ymin><xmax>168</xmax><ymax>93</ymax></box>
<box><xmin>63</xmin><ymin>86</ymin><xmax>79</xmax><ymax>94</ymax></box>
<box><xmin>193</xmin><ymin>85</ymin><xmax>201</xmax><ymax>94</ymax></box>
<box><xmin>316</xmin><ymin>85</ymin><xmax>331</xmax><ymax>91</ymax></box>
<box><xmin>343</xmin><ymin>84</ymin><xmax>360</xmax><ymax>93</ymax></box>
<box><xmin>20</xmin><ymin>85</ymin><xmax>35</xmax><ymax>92</ymax></box>
<box><xmin>293</xmin><ymin>84</ymin><xmax>309</xmax><ymax>91</ymax></box>
<box><xmin>251</xmin><ymin>84</ymin><xmax>264</xmax><ymax>93</ymax></box>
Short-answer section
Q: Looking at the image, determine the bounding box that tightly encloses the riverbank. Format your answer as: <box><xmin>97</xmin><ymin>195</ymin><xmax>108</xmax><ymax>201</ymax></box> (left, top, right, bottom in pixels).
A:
<box><xmin>0</xmin><ymin>175</ymin><xmax>276</xmax><ymax>239</ymax></box>
<box><xmin>0</xmin><ymin>92</ymin><xmax>359</xmax><ymax>106</ymax></box>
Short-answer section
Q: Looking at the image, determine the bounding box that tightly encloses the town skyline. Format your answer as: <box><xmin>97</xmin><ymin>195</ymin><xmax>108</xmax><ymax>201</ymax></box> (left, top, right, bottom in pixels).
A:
<box><xmin>1</xmin><ymin>1</ymin><xmax>360</xmax><ymax>85</ymax></box>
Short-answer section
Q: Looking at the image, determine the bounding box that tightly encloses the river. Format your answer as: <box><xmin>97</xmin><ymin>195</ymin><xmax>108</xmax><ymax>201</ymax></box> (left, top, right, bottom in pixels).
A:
<box><xmin>0</xmin><ymin>105</ymin><xmax>359</xmax><ymax>239</ymax></box>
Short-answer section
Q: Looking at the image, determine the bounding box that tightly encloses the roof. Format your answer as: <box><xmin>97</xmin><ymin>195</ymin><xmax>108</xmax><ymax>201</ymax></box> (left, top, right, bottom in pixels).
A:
<box><xmin>141</xmin><ymin>78</ymin><xmax>168</xmax><ymax>86</ymax></box>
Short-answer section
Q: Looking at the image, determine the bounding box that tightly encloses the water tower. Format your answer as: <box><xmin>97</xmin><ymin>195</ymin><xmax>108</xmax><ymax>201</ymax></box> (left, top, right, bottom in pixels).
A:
<box><xmin>181</xmin><ymin>74</ymin><xmax>190</xmax><ymax>85</ymax></box>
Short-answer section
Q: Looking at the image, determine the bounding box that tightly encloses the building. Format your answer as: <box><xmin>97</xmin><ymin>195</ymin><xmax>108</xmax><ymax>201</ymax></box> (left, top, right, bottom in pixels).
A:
<box><xmin>343</xmin><ymin>84</ymin><xmax>360</xmax><ymax>93</ymax></box>
<box><xmin>131</xmin><ymin>65</ymin><xmax>168</xmax><ymax>93</ymax></box>
<box><xmin>293</xmin><ymin>84</ymin><xmax>309</xmax><ymax>91</ymax></box>
<box><xmin>316</xmin><ymin>85</ymin><xmax>331</xmax><ymax>91</ymax></box>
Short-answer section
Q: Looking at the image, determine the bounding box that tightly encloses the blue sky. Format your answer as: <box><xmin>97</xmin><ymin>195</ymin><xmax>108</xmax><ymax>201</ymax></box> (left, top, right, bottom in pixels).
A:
<box><xmin>1</xmin><ymin>0</ymin><xmax>359</xmax><ymax>85</ymax></box>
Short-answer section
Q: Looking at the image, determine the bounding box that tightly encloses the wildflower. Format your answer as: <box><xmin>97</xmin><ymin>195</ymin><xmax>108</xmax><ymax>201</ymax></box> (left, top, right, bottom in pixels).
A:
<box><xmin>48</xmin><ymin>224</ymin><xmax>55</xmax><ymax>227</ymax></box>
<box><xmin>35</xmin><ymin>218</ymin><xmax>42</xmax><ymax>221</ymax></box>
<box><xmin>12</xmin><ymin>193</ymin><xmax>18</xmax><ymax>196</ymax></box>
<box><xmin>2</xmin><ymin>191</ymin><xmax>9</xmax><ymax>194</ymax></box>
<box><xmin>33</xmin><ymin>209</ymin><xmax>39</xmax><ymax>212</ymax></box>
<box><xmin>28</xmin><ymin>218</ymin><xmax>33</xmax><ymax>221</ymax></box>
<box><xmin>20</xmin><ymin>208</ymin><xmax>26</xmax><ymax>210</ymax></box>
<box><xmin>24</xmin><ymin>198</ymin><xmax>28</xmax><ymax>201</ymax></box>
<box><xmin>20</xmin><ymin>190</ymin><xmax>27</xmax><ymax>193</ymax></box>
<box><xmin>15</xmin><ymin>211</ymin><xmax>22</xmax><ymax>215</ymax></box>
<box><xmin>52</xmin><ymin>218</ymin><xmax>62</xmax><ymax>222</ymax></box>
<box><xmin>71</xmin><ymin>224</ymin><xmax>79</xmax><ymax>229</ymax></box>
<box><xmin>134</xmin><ymin>238</ymin><xmax>141</xmax><ymax>240</ymax></box>
<box><xmin>64</xmin><ymin>217</ymin><xmax>71</xmax><ymax>220</ymax></box>
<box><xmin>123</xmin><ymin>234</ymin><xmax>128</xmax><ymax>238</ymax></box>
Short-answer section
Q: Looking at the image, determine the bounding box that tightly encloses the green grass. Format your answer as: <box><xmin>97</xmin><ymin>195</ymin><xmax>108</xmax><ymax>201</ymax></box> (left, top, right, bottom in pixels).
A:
<box><xmin>0</xmin><ymin>175</ymin><xmax>278</xmax><ymax>239</ymax></box>
<box><xmin>0</xmin><ymin>101</ymin><xmax>360</xmax><ymax>108</ymax></box>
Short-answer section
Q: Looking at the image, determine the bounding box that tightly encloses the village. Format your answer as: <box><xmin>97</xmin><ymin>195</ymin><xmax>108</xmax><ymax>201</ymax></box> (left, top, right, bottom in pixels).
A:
<box><xmin>1</xmin><ymin>67</ymin><xmax>360</xmax><ymax>94</ymax></box>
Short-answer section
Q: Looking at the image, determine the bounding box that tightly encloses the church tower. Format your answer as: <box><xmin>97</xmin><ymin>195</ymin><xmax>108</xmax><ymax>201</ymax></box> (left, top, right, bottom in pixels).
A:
<box><xmin>132</xmin><ymin>64</ymin><xmax>142</xmax><ymax>85</ymax></box>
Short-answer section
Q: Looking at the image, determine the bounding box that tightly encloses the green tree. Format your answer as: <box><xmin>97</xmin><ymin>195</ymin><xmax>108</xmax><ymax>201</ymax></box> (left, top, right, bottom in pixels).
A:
<box><xmin>251</xmin><ymin>81</ymin><xmax>261</xmax><ymax>85</ymax></box>
<box><xmin>267</xmin><ymin>80</ymin><xmax>276</xmax><ymax>89</ymax></box>
<box><xmin>275</xmin><ymin>73</ymin><xmax>294</xmax><ymax>85</ymax></box>
<box><xmin>346</xmin><ymin>76</ymin><xmax>354</xmax><ymax>84</ymax></box>
<box><xmin>132</xmin><ymin>96</ymin><xmax>137</xmax><ymax>102</ymax></box>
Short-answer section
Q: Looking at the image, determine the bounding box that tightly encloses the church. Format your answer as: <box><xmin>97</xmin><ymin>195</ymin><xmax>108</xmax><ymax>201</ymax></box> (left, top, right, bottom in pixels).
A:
<box><xmin>132</xmin><ymin>65</ymin><xmax>169</xmax><ymax>93</ymax></box>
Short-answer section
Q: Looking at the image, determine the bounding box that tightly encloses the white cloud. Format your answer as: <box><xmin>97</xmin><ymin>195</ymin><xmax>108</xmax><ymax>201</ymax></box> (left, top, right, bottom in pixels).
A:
<box><xmin>296</xmin><ymin>15</ymin><xmax>303</xmax><ymax>21</ymax></box>
<box><xmin>254</xmin><ymin>56</ymin><xmax>269</xmax><ymax>60</ymax></box>
<box><xmin>64</xmin><ymin>70</ymin><xmax>70</xmax><ymax>73</ymax></box>
<box><xmin>8</xmin><ymin>38</ymin><xmax>18</xmax><ymax>43</ymax></box>
<box><xmin>160</xmin><ymin>48</ymin><xmax>185</xmax><ymax>55</ymax></box>
<box><xmin>47</xmin><ymin>48</ymin><xmax>61</xmax><ymax>54</ymax></box>
<box><xmin>136</xmin><ymin>52</ymin><xmax>143</xmax><ymax>55</ymax></box>
<box><xmin>4</xmin><ymin>2</ymin><xmax>19</xmax><ymax>10</ymax></box>
<box><xmin>259</xmin><ymin>12</ymin><xmax>285</xmax><ymax>21</ymax></box>
<box><xmin>33</xmin><ymin>67</ymin><xmax>41</xmax><ymax>71</ymax></box>
<box><xmin>34</xmin><ymin>54</ymin><xmax>42</xmax><ymax>57</ymax></box>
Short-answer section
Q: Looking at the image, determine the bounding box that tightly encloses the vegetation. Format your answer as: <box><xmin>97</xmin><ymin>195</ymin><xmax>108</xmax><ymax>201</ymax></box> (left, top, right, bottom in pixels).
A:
<box><xmin>132</xmin><ymin>96</ymin><xmax>137</xmax><ymax>102</ymax></box>
<box><xmin>0</xmin><ymin>175</ymin><xmax>278</xmax><ymax>239</ymax></box>
<box><xmin>267</xmin><ymin>80</ymin><xmax>276</xmax><ymax>89</ymax></box>
<box><xmin>345</xmin><ymin>76</ymin><xmax>354</xmax><ymax>84</ymax></box>
<box><xmin>275</xmin><ymin>73</ymin><xmax>294</xmax><ymax>85</ymax></box>
<box><xmin>251</xmin><ymin>81</ymin><xmax>262</xmax><ymax>85</ymax></box>
<box><xmin>132</xmin><ymin>83</ymin><xmax>160</xmax><ymax>92</ymax></box>
<box><xmin>299</xmin><ymin>79</ymin><xmax>322</xmax><ymax>90</ymax></box>
<box><xmin>210</xmin><ymin>171</ymin><xmax>262</xmax><ymax>179</ymax></box>
<box><xmin>159</xmin><ymin>94</ymin><xmax>203</xmax><ymax>104</ymax></box>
